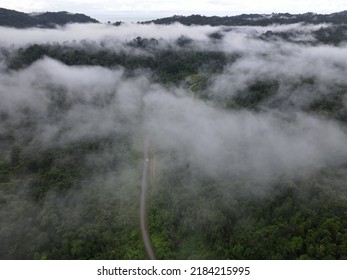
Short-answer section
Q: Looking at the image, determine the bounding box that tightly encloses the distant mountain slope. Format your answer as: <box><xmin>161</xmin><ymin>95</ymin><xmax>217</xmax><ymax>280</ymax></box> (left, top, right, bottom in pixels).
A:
<box><xmin>0</xmin><ymin>8</ymin><xmax>99</xmax><ymax>28</ymax></box>
<box><xmin>143</xmin><ymin>11</ymin><xmax>347</xmax><ymax>26</ymax></box>
<box><xmin>0</xmin><ymin>8</ymin><xmax>37</xmax><ymax>28</ymax></box>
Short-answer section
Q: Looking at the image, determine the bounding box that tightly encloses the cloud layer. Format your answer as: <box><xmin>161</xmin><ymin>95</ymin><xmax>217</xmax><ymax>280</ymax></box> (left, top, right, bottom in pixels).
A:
<box><xmin>1</xmin><ymin>21</ymin><xmax>347</xmax><ymax>259</ymax></box>
<box><xmin>1</xmin><ymin>23</ymin><xmax>347</xmax><ymax>180</ymax></box>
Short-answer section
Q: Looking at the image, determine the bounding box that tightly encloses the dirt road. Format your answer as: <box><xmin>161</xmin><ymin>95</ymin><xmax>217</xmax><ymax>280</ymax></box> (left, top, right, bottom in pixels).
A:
<box><xmin>140</xmin><ymin>139</ymin><xmax>156</xmax><ymax>260</ymax></box>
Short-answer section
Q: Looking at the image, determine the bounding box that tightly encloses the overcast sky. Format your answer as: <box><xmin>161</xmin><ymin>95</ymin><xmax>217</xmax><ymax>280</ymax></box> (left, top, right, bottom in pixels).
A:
<box><xmin>1</xmin><ymin>0</ymin><xmax>347</xmax><ymax>22</ymax></box>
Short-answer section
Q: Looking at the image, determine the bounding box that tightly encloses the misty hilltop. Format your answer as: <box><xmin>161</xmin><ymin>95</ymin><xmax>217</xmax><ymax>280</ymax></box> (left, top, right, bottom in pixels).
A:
<box><xmin>2</xmin><ymin>7</ymin><xmax>347</xmax><ymax>29</ymax></box>
<box><xmin>0</xmin><ymin>7</ymin><xmax>99</xmax><ymax>28</ymax></box>
<box><xmin>143</xmin><ymin>11</ymin><xmax>347</xmax><ymax>26</ymax></box>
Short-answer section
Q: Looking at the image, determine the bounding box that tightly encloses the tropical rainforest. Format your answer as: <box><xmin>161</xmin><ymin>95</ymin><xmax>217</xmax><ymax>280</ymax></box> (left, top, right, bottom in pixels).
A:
<box><xmin>0</xmin><ymin>9</ymin><xmax>347</xmax><ymax>260</ymax></box>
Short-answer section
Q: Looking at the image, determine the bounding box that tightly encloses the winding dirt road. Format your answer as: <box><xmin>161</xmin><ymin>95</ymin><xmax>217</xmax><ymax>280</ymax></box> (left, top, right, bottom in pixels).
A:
<box><xmin>140</xmin><ymin>84</ymin><xmax>194</xmax><ymax>259</ymax></box>
<box><xmin>140</xmin><ymin>139</ymin><xmax>156</xmax><ymax>260</ymax></box>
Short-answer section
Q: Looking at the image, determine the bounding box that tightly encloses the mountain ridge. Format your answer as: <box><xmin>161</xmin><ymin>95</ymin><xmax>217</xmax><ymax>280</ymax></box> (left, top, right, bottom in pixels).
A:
<box><xmin>0</xmin><ymin>7</ymin><xmax>99</xmax><ymax>28</ymax></box>
<box><xmin>141</xmin><ymin>11</ymin><xmax>347</xmax><ymax>26</ymax></box>
<box><xmin>1</xmin><ymin>7</ymin><xmax>347</xmax><ymax>28</ymax></box>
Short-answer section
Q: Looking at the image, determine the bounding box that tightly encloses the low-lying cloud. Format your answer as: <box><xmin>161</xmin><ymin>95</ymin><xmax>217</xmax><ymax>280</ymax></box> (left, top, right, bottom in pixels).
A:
<box><xmin>0</xmin><ymin>22</ymin><xmax>347</xmax><ymax>187</ymax></box>
<box><xmin>145</xmin><ymin>91</ymin><xmax>347</xmax><ymax>181</ymax></box>
<box><xmin>1</xmin><ymin>21</ymin><xmax>347</xmax><ymax>259</ymax></box>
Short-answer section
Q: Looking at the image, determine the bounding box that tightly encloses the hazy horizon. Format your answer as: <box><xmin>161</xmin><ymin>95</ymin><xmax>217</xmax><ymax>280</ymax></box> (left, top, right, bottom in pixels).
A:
<box><xmin>1</xmin><ymin>0</ymin><xmax>347</xmax><ymax>23</ymax></box>
<box><xmin>2</xmin><ymin>9</ymin><xmax>347</xmax><ymax>24</ymax></box>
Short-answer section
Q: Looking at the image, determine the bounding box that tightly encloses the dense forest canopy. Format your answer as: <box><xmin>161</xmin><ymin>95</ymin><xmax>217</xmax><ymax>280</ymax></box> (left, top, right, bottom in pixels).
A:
<box><xmin>143</xmin><ymin>11</ymin><xmax>347</xmax><ymax>26</ymax></box>
<box><xmin>0</xmin><ymin>10</ymin><xmax>347</xmax><ymax>260</ymax></box>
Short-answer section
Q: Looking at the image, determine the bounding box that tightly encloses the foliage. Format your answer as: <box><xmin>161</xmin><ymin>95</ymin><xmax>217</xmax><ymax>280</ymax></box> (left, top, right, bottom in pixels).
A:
<box><xmin>149</xmin><ymin>160</ymin><xmax>347</xmax><ymax>259</ymax></box>
<box><xmin>143</xmin><ymin>12</ymin><xmax>347</xmax><ymax>27</ymax></box>
<box><xmin>0</xmin><ymin>8</ymin><xmax>98</xmax><ymax>28</ymax></box>
<box><xmin>0</xmin><ymin>103</ymin><xmax>146</xmax><ymax>259</ymax></box>
<box><xmin>7</xmin><ymin>44</ymin><xmax>229</xmax><ymax>85</ymax></box>
<box><xmin>1</xmin><ymin>25</ymin><xmax>347</xmax><ymax>260</ymax></box>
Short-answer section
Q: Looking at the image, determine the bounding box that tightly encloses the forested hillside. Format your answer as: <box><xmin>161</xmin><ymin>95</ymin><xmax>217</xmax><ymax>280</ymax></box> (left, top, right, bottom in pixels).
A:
<box><xmin>1</xmin><ymin>15</ymin><xmax>347</xmax><ymax>260</ymax></box>
<box><xmin>144</xmin><ymin>11</ymin><xmax>347</xmax><ymax>26</ymax></box>
<box><xmin>0</xmin><ymin>8</ymin><xmax>98</xmax><ymax>28</ymax></box>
